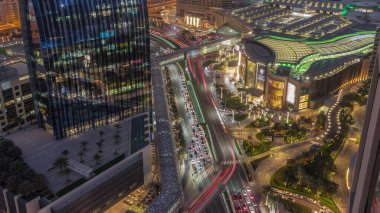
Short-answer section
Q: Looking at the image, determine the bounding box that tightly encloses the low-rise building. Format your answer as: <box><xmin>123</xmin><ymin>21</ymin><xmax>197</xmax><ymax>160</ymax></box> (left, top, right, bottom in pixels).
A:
<box><xmin>0</xmin><ymin>61</ymin><xmax>35</xmax><ymax>132</ymax></box>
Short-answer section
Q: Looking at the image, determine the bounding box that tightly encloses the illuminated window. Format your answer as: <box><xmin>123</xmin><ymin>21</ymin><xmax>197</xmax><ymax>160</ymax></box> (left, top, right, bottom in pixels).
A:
<box><xmin>299</xmin><ymin>95</ymin><xmax>309</xmax><ymax>102</ymax></box>
<box><xmin>299</xmin><ymin>102</ymin><xmax>308</xmax><ymax>110</ymax></box>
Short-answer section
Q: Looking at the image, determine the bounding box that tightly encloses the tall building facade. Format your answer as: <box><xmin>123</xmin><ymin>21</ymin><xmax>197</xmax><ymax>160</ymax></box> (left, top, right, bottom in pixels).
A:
<box><xmin>20</xmin><ymin>0</ymin><xmax>151</xmax><ymax>139</ymax></box>
<box><xmin>349</xmin><ymin>34</ymin><xmax>380</xmax><ymax>212</ymax></box>
<box><xmin>0</xmin><ymin>0</ymin><xmax>20</xmax><ymax>26</ymax></box>
<box><xmin>177</xmin><ymin>0</ymin><xmax>238</xmax><ymax>28</ymax></box>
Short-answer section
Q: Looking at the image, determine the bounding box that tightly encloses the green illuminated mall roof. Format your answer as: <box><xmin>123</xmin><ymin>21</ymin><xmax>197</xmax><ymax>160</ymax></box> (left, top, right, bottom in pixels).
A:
<box><xmin>252</xmin><ymin>31</ymin><xmax>375</xmax><ymax>74</ymax></box>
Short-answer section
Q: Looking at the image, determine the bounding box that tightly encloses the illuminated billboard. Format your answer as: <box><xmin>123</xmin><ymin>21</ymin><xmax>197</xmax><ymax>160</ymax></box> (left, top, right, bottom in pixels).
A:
<box><xmin>257</xmin><ymin>64</ymin><xmax>266</xmax><ymax>90</ymax></box>
<box><xmin>286</xmin><ymin>82</ymin><xmax>296</xmax><ymax>104</ymax></box>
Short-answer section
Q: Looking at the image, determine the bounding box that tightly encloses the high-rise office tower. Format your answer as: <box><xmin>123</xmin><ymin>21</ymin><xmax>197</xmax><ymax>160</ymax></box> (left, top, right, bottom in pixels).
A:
<box><xmin>20</xmin><ymin>0</ymin><xmax>151</xmax><ymax>139</ymax></box>
<box><xmin>349</xmin><ymin>33</ymin><xmax>380</xmax><ymax>212</ymax></box>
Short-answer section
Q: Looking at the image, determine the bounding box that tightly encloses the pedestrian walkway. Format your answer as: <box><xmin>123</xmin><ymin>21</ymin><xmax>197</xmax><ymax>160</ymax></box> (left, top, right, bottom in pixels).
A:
<box><xmin>193</xmin><ymin>165</ymin><xmax>214</xmax><ymax>184</ymax></box>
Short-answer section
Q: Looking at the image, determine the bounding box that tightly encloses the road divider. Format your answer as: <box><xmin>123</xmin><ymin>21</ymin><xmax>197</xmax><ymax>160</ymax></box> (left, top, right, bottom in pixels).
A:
<box><xmin>186</xmin><ymin>81</ymin><xmax>206</xmax><ymax>124</ymax></box>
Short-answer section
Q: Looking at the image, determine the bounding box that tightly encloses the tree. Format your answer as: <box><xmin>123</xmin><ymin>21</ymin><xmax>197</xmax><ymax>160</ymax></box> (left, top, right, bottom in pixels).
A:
<box><xmin>96</xmin><ymin>141</ymin><xmax>103</xmax><ymax>153</ymax></box>
<box><xmin>299</xmin><ymin>116</ymin><xmax>306</xmax><ymax>125</ymax></box>
<box><xmin>62</xmin><ymin>149</ymin><xmax>69</xmax><ymax>159</ymax></box>
<box><xmin>53</xmin><ymin>156</ymin><xmax>68</xmax><ymax>172</ymax></box>
<box><xmin>62</xmin><ymin>168</ymin><xmax>72</xmax><ymax>182</ymax></box>
<box><xmin>115</xmin><ymin>123</ymin><xmax>121</xmax><ymax>135</ymax></box>
<box><xmin>321</xmin><ymin>180</ymin><xmax>339</xmax><ymax>196</ymax></box>
<box><xmin>283</xmin><ymin>167</ymin><xmax>297</xmax><ymax>186</ymax></box>
<box><xmin>263</xmin><ymin>185</ymin><xmax>272</xmax><ymax>194</ymax></box>
<box><xmin>81</xmin><ymin>140</ymin><xmax>88</xmax><ymax>151</ymax></box>
<box><xmin>113</xmin><ymin>134</ymin><xmax>121</xmax><ymax>155</ymax></box>
<box><xmin>6</xmin><ymin>146</ymin><xmax>22</xmax><ymax>160</ymax></box>
<box><xmin>78</xmin><ymin>151</ymin><xmax>85</xmax><ymax>163</ymax></box>
<box><xmin>94</xmin><ymin>154</ymin><xmax>101</xmax><ymax>165</ymax></box>
<box><xmin>315</xmin><ymin>112</ymin><xmax>326</xmax><ymax>129</ymax></box>
<box><xmin>99</xmin><ymin>130</ymin><xmax>104</xmax><ymax>142</ymax></box>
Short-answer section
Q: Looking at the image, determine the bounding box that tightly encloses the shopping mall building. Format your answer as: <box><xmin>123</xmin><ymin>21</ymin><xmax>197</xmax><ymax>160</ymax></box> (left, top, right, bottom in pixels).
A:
<box><xmin>221</xmin><ymin>2</ymin><xmax>378</xmax><ymax>111</ymax></box>
<box><xmin>239</xmin><ymin>32</ymin><xmax>373</xmax><ymax>110</ymax></box>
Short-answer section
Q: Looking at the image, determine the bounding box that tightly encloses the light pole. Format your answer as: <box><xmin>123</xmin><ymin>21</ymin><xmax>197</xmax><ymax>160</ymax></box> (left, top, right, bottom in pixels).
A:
<box><xmin>221</xmin><ymin>87</ymin><xmax>223</xmax><ymax>99</ymax></box>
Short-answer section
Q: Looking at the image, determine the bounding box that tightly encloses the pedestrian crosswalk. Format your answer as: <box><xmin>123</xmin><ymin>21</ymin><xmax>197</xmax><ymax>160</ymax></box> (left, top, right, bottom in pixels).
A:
<box><xmin>220</xmin><ymin>159</ymin><xmax>244</xmax><ymax>165</ymax></box>
<box><xmin>193</xmin><ymin>165</ymin><xmax>214</xmax><ymax>184</ymax></box>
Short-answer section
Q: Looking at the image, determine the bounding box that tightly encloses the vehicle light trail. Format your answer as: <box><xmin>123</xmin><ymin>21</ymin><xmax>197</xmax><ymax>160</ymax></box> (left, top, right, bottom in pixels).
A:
<box><xmin>186</xmin><ymin>57</ymin><xmax>237</xmax><ymax>212</ymax></box>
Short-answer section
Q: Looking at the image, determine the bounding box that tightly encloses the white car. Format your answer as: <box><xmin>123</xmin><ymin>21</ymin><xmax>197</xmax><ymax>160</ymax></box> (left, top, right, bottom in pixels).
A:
<box><xmin>249</xmin><ymin>206</ymin><xmax>255</xmax><ymax>213</ymax></box>
<box><xmin>245</xmin><ymin>197</ymin><xmax>251</xmax><ymax>204</ymax></box>
<box><xmin>242</xmin><ymin>190</ymin><xmax>247</xmax><ymax>196</ymax></box>
<box><xmin>245</xmin><ymin>186</ymin><xmax>252</xmax><ymax>193</ymax></box>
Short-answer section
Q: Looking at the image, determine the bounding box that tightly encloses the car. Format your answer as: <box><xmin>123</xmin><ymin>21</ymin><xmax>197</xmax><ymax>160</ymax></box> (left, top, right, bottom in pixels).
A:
<box><xmin>249</xmin><ymin>193</ymin><xmax>254</xmax><ymax>199</ymax></box>
<box><xmin>188</xmin><ymin>147</ymin><xmax>192</xmax><ymax>152</ymax></box>
<box><xmin>242</xmin><ymin>190</ymin><xmax>247</xmax><ymax>196</ymax></box>
<box><xmin>245</xmin><ymin>186</ymin><xmax>252</xmax><ymax>193</ymax></box>
<box><xmin>235</xmin><ymin>206</ymin><xmax>241</xmax><ymax>211</ymax></box>
<box><xmin>202</xmin><ymin>159</ymin><xmax>206</xmax><ymax>164</ymax></box>
<box><xmin>233</xmin><ymin>195</ymin><xmax>243</xmax><ymax>201</ymax></box>
<box><xmin>191</xmin><ymin>159</ymin><xmax>195</xmax><ymax>164</ymax></box>
<box><xmin>205</xmin><ymin>152</ymin><xmax>209</xmax><ymax>156</ymax></box>
<box><xmin>242</xmin><ymin>205</ymin><xmax>247</xmax><ymax>210</ymax></box>
<box><xmin>207</xmin><ymin>157</ymin><xmax>211</xmax><ymax>162</ymax></box>
<box><xmin>249</xmin><ymin>206</ymin><xmax>255</xmax><ymax>213</ymax></box>
<box><xmin>191</xmin><ymin>140</ymin><xmax>195</xmax><ymax>144</ymax></box>
<box><xmin>189</xmin><ymin>154</ymin><xmax>193</xmax><ymax>159</ymax></box>
<box><xmin>245</xmin><ymin>197</ymin><xmax>251</xmax><ymax>204</ymax></box>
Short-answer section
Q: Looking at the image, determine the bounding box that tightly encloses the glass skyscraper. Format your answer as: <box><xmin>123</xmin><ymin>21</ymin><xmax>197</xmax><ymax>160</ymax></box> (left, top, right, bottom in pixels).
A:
<box><xmin>20</xmin><ymin>0</ymin><xmax>151</xmax><ymax>139</ymax></box>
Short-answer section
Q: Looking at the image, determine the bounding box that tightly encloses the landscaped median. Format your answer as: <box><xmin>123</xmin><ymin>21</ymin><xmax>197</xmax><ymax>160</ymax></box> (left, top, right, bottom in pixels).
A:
<box><xmin>186</xmin><ymin>81</ymin><xmax>206</xmax><ymax>124</ymax></box>
<box><xmin>270</xmin><ymin>166</ymin><xmax>340</xmax><ymax>213</ymax></box>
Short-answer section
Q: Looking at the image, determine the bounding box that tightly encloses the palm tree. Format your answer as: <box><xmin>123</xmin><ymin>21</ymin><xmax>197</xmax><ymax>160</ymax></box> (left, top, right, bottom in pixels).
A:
<box><xmin>81</xmin><ymin>140</ymin><xmax>88</xmax><ymax>151</ymax></box>
<box><xmin>263</xmin><ymin>185</ymin><xmax>272</xmax><ymax>194</ymax></box>
<box><xmin>62</xmin><ymin>167</ymin><xmax>72</xmax><ymax>182</ymax></box>
<box><xmin>62</xmin><ymin>149</ymin><xmax>69</xmax><ymax>159</ymax></box>
<box><xmin>115</xmin><ymin>123</ymin><xmax>121</xmax><ymax>135</ymax></box>
<box><xmin>96</xmin><ymin>141</ymin><xmax>103</xmax><ymax>153</ymax></box>
<box><xmin>53</xmin><ymin>156</ymin><xmax>68</xmax><ymax>172</ymax></box>
<box><xmin>99</xmin><ymin>130</ymin><xmax>104</xmax><ymax>142</ymax></box>
<box><xmin>113</xmin><ymin>134</ymin><xmax>121</xmax><ymax>155</ymax></box>
<box><xmin>78</xmin><ymin>151</ymin><xmax>85</xmax><ymax>163</ymax></box>
<box><xmin>94</xmin><ymin>154</ymin><xmax>101</xmax><ymax>165</ymax></box>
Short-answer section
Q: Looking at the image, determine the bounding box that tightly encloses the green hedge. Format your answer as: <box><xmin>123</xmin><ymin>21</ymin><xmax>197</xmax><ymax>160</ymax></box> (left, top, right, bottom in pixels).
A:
<box><xmin>271</xmin><ymin>167</ymin><xmax>340</xmax><ymax>213</ymax></box>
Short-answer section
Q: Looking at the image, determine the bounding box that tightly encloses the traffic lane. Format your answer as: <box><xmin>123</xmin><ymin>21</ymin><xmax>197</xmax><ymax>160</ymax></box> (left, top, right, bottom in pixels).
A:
<box><xmin>206</xmin><ymin>193</ymin><xmax>228</xmax><ymax>213</ymax></box>
<box><xmin>189</xmin><ymin>57</ymin><xmax>251</xmax><ymax>211</ymax></box>
<box><xmin>188</xmin><ymin>58</ymin><xmax>240</xmax><ymax>211</ymax></box>
<box><xmin>189</xmin><ymin>59</ymin><xmax>233</xmax><ymax>161</ymax></box>
<box><xmin>170</xmin><ymin>63</ymin><xmax>211</xmax><ymax>181</ymax></box>
<box><xmin>255</xmin><ymin>142</ymin><xmax>313</xmax><ymax>187</ymax></box>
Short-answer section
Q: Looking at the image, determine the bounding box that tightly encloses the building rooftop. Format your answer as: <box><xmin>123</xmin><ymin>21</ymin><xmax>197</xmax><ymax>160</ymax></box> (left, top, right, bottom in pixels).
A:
<box><xmin>7</xmin><ymin>62</ymin><xmax>29</xmax><ymax>76</ymax></box>
<box><xmin>0</xmin><ymin>62</ymin><xmax>29</xmax><ymax>82</ymax></box>
<box><xmin>243</xmin><ymin>30</ymin><xmax>375</xmax><ymax>81</ymax></box>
